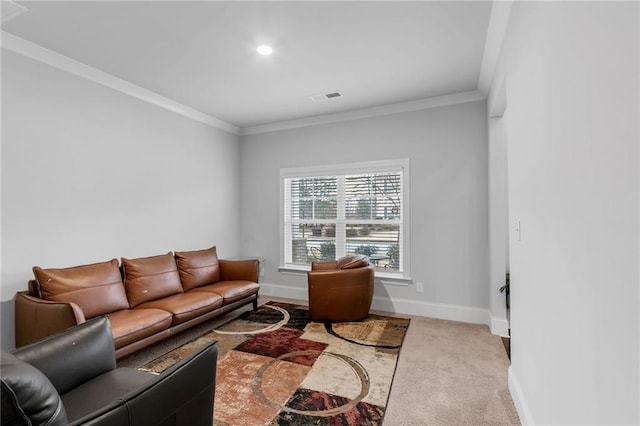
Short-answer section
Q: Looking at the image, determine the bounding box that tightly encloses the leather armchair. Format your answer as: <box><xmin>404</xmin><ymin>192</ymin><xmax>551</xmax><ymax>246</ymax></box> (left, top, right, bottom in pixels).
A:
<box><xmin>307</xmin><ymin>254</ymin><xmax>375</xmax><ymax>322</ymax></box>
<box><xmin>1</xmin><ymin>316</ymin><xmax>217</xmax><ymax>426</ymax></box>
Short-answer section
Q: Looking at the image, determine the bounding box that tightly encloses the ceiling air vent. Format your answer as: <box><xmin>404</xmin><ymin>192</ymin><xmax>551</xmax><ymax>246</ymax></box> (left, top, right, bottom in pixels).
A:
<box><xmin>309</xmin><ymin>91</ymin><xmax>343</xmax><ymax>102</ymax></box>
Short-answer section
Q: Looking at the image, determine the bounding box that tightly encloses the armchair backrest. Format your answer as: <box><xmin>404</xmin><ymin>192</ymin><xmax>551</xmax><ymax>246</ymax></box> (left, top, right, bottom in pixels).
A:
<box><xmin>311</xmin><ymin>254</ymin><xmax>371</xmax><ymax>271</ymax></box>
<box><xmin>336</xmin><ymin>254</ymin><xmax>370</xmax><ymax>269</ymax></box>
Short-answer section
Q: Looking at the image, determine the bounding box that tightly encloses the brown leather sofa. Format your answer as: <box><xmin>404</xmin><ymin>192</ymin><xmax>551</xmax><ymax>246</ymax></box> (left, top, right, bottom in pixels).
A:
<box><xmin>2</xmin><ymin>316</ymin><xmax>217</xmax><ymax>425</ymax></box>
<box><xmin>15</xmin><ymin>246</ymin><xmax>258</xmax><ymax>359</ymax></box>
<box><xmin>307</xmin><ymin>254</ymin><xmax>374</xmax><ymax>322</ymax></box>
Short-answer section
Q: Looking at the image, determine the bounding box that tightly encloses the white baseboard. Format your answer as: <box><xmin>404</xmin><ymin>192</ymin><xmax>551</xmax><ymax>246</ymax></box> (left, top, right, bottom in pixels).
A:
<box><xmin>508</xmin><ymin>366</ymin><xmax>534</xmax><ymax>425</ymax></box>
<box><xmin>259</xmin><ymin>282</ymin><xmax>495</xmax><ymax>329</ymax></box>
<box><xmin>259</xmin><ymin>282</ymin><xmax>308</xmax><ymax>301</ymax></box>
<box><xmin>490</xmin><ymin>316</ymin><xmax>510</xmax><ymax>337</ymax></box>
<box><xmin>371</xmin><ymin>295</ymin><xmax>491</xmax><ymax>326</ymax></box>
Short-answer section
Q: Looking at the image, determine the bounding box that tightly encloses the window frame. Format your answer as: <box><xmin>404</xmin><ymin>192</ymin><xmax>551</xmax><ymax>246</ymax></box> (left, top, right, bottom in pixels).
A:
<box><xmin>279</xmin><ymin>159</ymin><xmax>411</xmax><ymax>280</ymax></box>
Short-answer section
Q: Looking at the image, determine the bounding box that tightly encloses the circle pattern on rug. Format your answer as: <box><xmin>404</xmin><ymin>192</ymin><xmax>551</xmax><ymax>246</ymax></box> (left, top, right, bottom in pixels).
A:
<box><xmin>252</xmin><ymin>350</ymin><xmax>370</xmax><ymax>417</ymax></box>
<box><xmin>214</xmin><ymin>305</ymin><xmax>290</xmax><ymax>335</ymax></box>
<box><xmin>324</xmin><ymin>321</ymin><xmax>403</xmax><ymax>349</ymax></box>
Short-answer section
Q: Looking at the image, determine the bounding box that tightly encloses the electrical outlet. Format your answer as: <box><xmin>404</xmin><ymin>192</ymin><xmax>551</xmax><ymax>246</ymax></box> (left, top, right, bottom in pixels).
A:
<box><xmin>416</xmin><ymin>282</ymin><xmax>424</xmax><ymax>293</ymax></box>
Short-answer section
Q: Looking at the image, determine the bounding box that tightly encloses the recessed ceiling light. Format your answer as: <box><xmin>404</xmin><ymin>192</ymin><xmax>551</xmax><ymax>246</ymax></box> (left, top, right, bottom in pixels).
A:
<box><xmin>256</xmin><ymin>45</ymin><xmax>273</xmax><ymax>56</ymax></box>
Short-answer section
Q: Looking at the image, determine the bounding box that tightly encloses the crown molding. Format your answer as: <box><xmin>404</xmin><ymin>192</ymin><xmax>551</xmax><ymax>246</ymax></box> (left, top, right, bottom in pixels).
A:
<box><xmin>240</xmin><ymin>90</ymin><xmax>486</xmax><ymax>136</ymax></box>
<box><xmin>477</xmin><ymin>0</ymin><xmax>513</xmax><ymax>95</ymax></box>
<box><xmin>2</xmin><ymin>28</ymin><xmax>492</xmax><ymax>137</ymax></box>
<box><xmin>1</xmin><ymin>1</ymin><xmax>29</xmax><ymax>25</ymax></box>
<box><xmin>1</xmin><ymin>31</ymin><xmax>240</xmax><ymax>135</ymax></box>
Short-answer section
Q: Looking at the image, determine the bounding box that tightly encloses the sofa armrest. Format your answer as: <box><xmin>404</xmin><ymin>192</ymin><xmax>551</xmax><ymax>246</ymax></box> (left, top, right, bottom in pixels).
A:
<box><xmin>219</xmin><ymin>259</ymin><xmax>259</xmax><ymax>282</ymax></box>
<box><xmin>125</xmin><ymin>341</ymin><xmax>217</xmax><ymax>426</ymax></box>
<box><xmin>13</xmin><ymin>316</ymin><xmax>116</xmax><ymax>395</ymax></box>
<box><xmin>72</xmin><ymin>342</ymin><xmax>218</xmax><ymax>426</ymax></box>
<box><xmin>15</xmin><ymin>291</ymin><xmax>86</xmax><ymax>348</ymax></box>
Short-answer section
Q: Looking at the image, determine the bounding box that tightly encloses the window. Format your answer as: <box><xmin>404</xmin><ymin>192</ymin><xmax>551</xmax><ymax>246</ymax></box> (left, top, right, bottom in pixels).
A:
<box><xmin>281</xmin><ymin>159</ymin><xmax>410</xmax><ymax>278</ymax></box>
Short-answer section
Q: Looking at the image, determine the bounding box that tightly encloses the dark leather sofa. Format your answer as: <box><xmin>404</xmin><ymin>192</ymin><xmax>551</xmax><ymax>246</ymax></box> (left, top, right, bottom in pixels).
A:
<box><xmin>1</xmin><ymin>316</ymin><xmax>218</xmax><ymax>426</ymax></box>
<box><xmin>14</xmin><ymin>246</ymin><xmax>258</xmax><ymax>359</ymax></box>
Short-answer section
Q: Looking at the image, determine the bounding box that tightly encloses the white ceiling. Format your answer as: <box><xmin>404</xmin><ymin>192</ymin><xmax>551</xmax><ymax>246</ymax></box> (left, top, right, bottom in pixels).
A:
<box><xmin>1</xmin><ymin>1</ymin><xmax>494</xmax><ymax>131</ymax></box>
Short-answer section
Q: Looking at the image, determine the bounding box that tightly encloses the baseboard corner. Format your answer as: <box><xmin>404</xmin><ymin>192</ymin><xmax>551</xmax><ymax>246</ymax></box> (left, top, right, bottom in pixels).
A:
<box><xmin>490</xmin><ymin>316</ymin><xmax>510</xmax><ymax>337</ymax></box>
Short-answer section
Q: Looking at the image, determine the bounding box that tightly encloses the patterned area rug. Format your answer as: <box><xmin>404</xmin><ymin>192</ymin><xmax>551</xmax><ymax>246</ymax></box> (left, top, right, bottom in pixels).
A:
<box><xmin>140</xmin><ymin>302</ymin><xmax>410</xmax><ymax>425</ymax></box>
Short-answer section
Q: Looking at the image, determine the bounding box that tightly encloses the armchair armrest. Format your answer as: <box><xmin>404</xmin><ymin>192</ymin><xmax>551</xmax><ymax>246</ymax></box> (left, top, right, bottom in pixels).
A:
<box><xmin>15</xmin><ymin>291</ymin><xmax>86</xmax><ymax>348</ymax></box>
<box><xmin>219</xmin><ymin>259</ymin><xmax>259</xmax><ymax>282</ymax></box>
<box><xmin>13</xmin><ymin>316</ymin><xmax>115</xmax><ymax>395</ymax></box>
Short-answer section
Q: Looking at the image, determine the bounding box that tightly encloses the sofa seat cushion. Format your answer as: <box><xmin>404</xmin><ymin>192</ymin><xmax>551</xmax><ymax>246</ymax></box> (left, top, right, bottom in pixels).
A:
<box><xmin>136</xmin><ymin>292</ymin><xmax>223</xmax><ymax>325</ymax></box>
<box><xmin>189</xmin><ymin>280</ymin><xmax>259</xmax><ymax>305</ymax></box>
<box><xmin>108</xmin><ymin>308</ymin><xmax>172</xmax><ymax>349</ymax></box>
<box><xmin>61</xmin><ymin>368</ymin><xmax>153</xmax><ymax>423</ymax></box>
<box><xmin>122</xmin><ymin>253</ymin><xmax>184</xmax><ymax>308</ymax></box>
<box><xmin>33</xmin><ymin>259</ymin><xmax>129</xmax><ymax>319</ymax></box>
<box><xmin>175</xmin><ymin>247</ymin><xmax>220</xmax><ymax>291</ymax></box>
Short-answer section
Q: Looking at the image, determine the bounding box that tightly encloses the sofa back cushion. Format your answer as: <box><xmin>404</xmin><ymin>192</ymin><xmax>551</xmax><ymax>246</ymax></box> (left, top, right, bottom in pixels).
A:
<box><xmin>174</xmin><ymin>247</ymin><xmax>221</xmax><ymax>291</ymax></box>
<box><xmin>33</xmin><ymin>259</ymin><xmax>129</xmax><ymax>319</ymax></box>
<box><xmin>13</xmin><ymin>316</ymin><xmax>116</xmax><ymax>395</ymax></box>
<box><xmin>337</xmin><ymin>254</ymin><xmax>370</xmax><ymax>270</ymax></box>
<box><xmin>1</xmin><ymin>351</ymin><xmax>68</xmax><ymax>426</ymax></box>
<box><xmin>122</xmin><ymin>253</ymin><xmax>183</xmax><ymax>308</ymax></box>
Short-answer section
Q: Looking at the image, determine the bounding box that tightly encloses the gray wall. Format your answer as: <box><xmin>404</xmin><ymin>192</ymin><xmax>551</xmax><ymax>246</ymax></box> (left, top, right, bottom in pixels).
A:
<box><xmin>490</xmin><ymin>2</ymin><xmax>639</xmax><ymax>424</ymax></box>
<box><xmin>240</xmin><ymin>100</ymin><xmax>490</xmax><ymax>319</ymax></box>
<box><xmin>1</xmin><ymin>50</ymin><xmax>242</xmax><ymax>349</ymax></box>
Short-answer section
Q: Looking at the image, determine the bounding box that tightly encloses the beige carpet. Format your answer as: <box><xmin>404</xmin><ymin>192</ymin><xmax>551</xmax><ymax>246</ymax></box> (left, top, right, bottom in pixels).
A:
<box><xmin>382</xmin><ymin>314</ymin><xmax>519</xmax><ymax>425</ymax></box>
<box><xmin>118</xmin><ymin>296</ymin><xmax>520</xmax><ymax>425</ymax></box>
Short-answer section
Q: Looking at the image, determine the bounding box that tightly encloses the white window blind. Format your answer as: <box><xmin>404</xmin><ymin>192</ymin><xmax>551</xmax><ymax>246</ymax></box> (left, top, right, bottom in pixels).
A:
<box><xmin>281</xmin><ymin>159</ymin><xmax>409</xmax><ymax>278</ymax></box>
